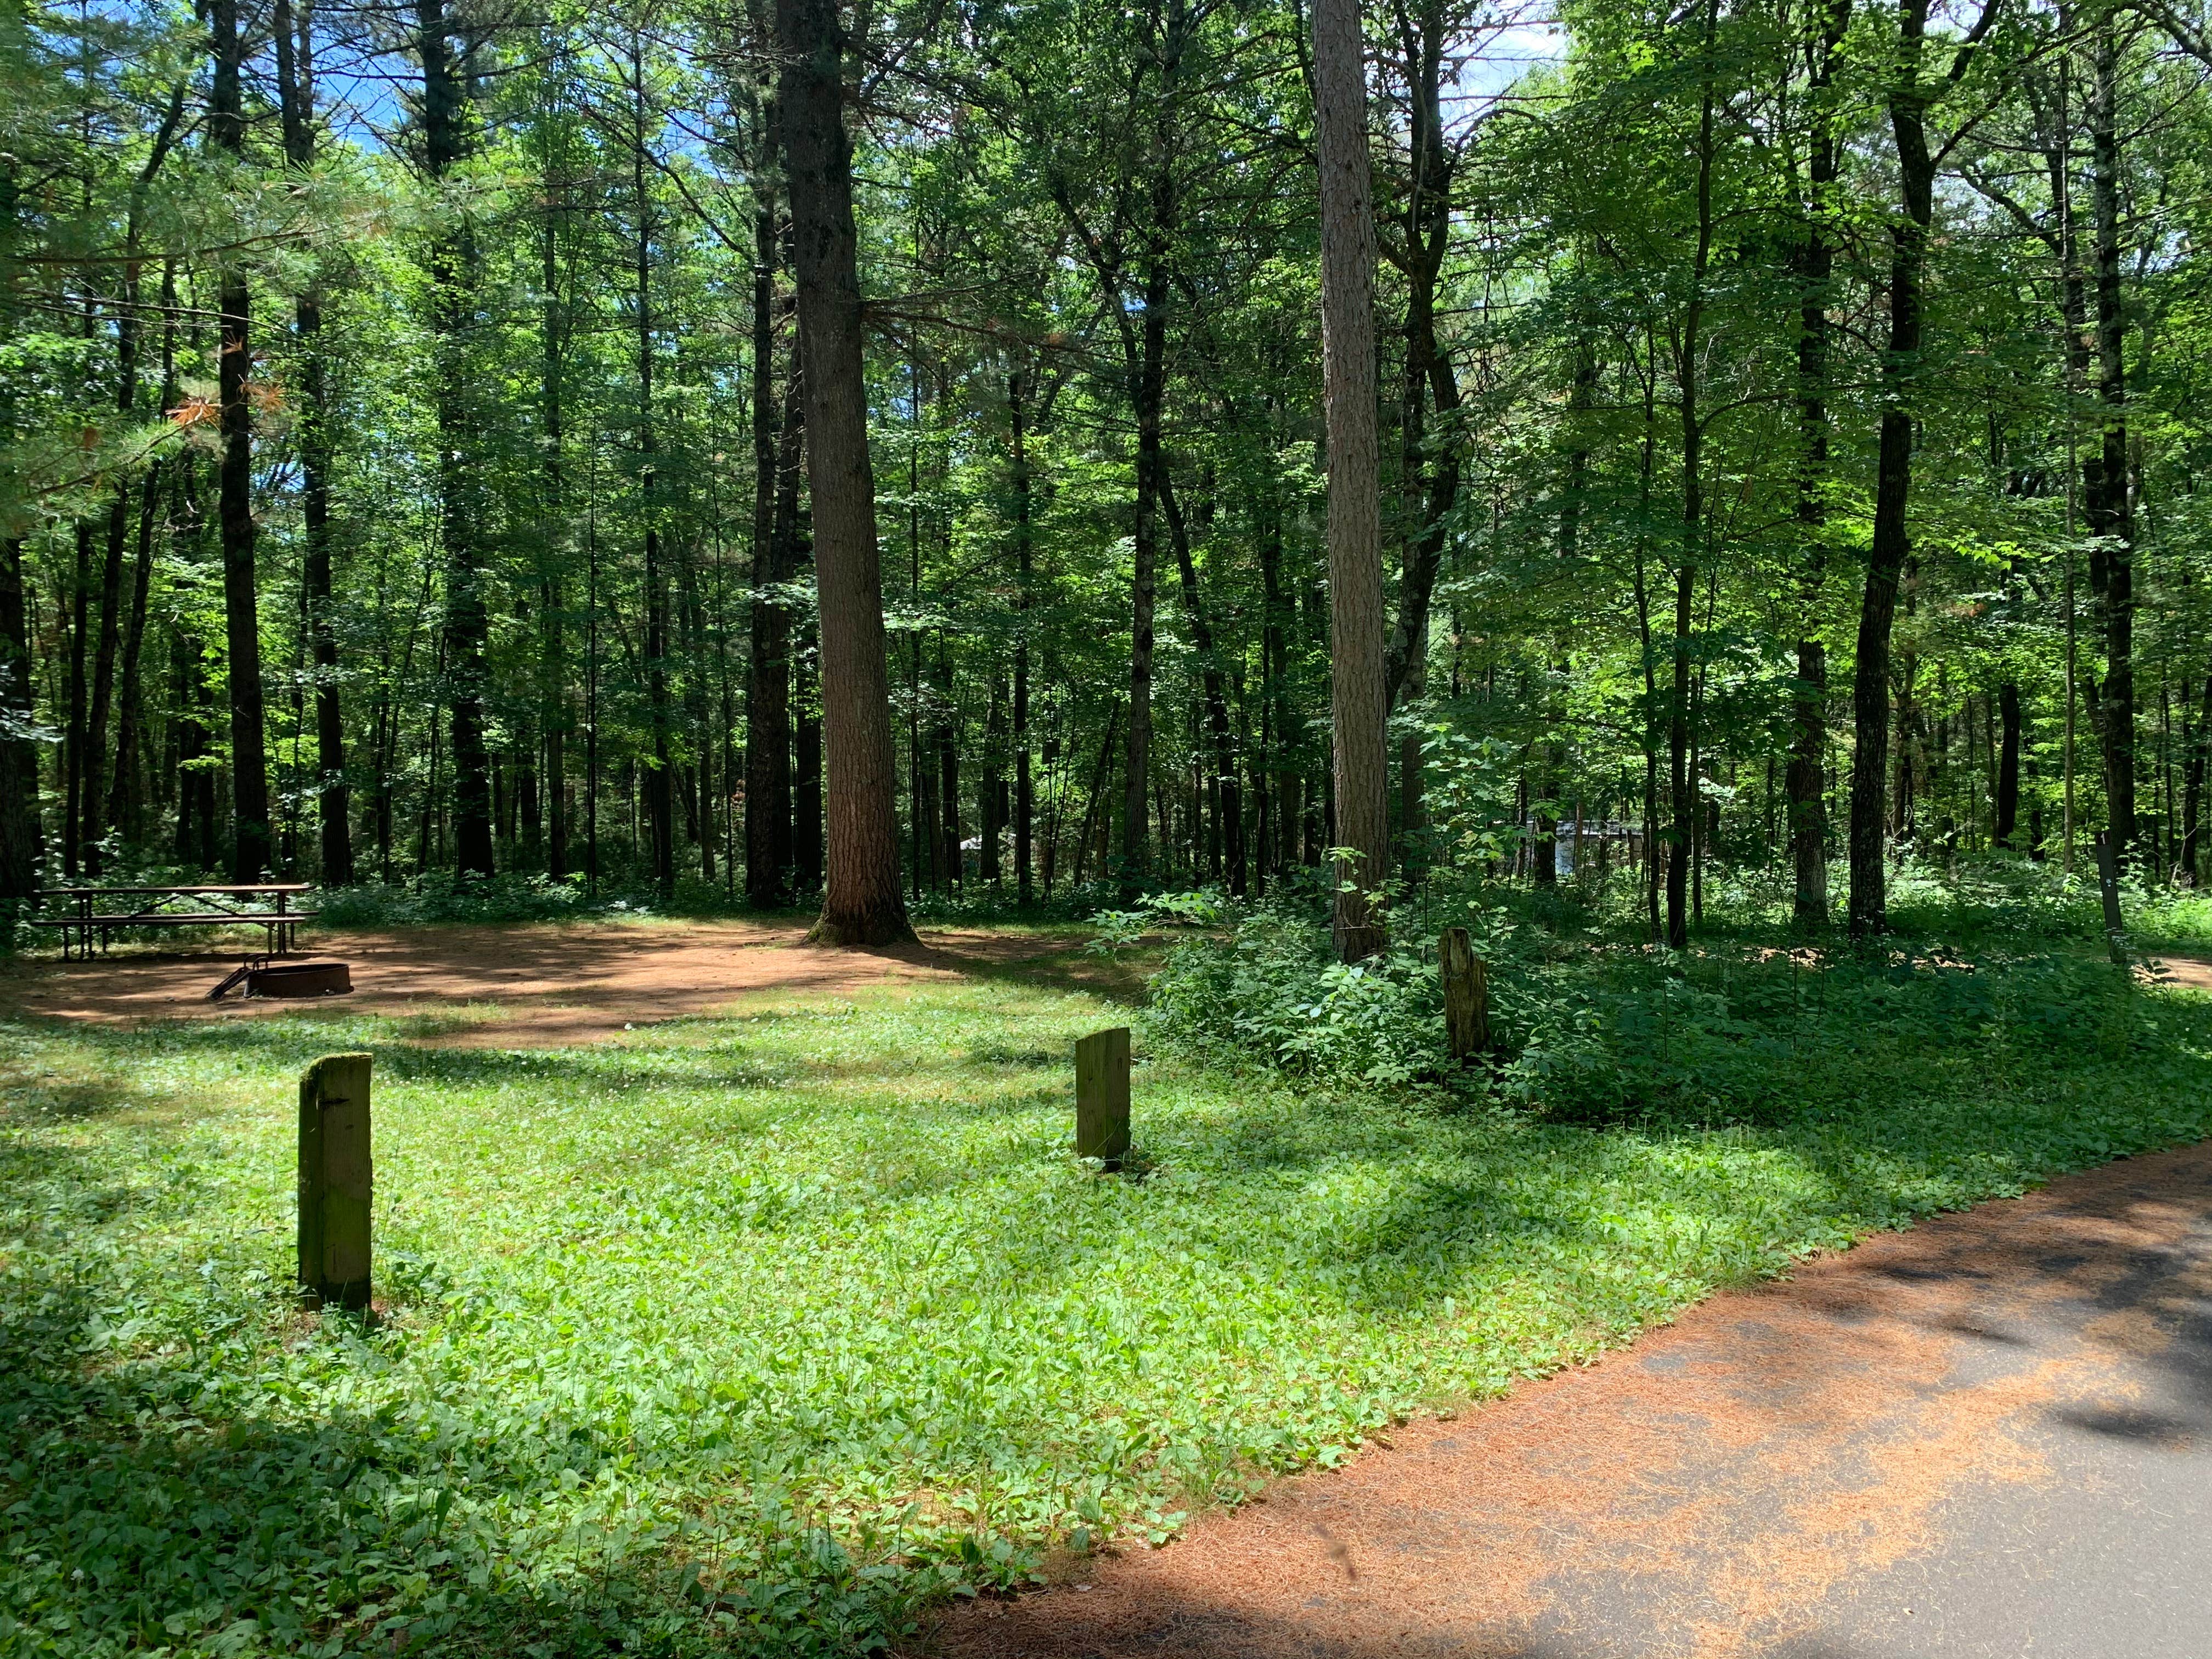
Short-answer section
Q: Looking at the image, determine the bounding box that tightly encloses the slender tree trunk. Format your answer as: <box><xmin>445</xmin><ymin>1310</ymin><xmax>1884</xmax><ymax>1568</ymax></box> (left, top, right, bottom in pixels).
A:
<box><xmin>419</xmin><ymin>0</ymin><xmax>492</xmax><ymax>877</ymax></box>
<box><xmin>0</xmin><ymin>146</ymin><xmax>35</xmax><ymax>900</ymax></box>
<box><xmin>1788</xmin><ymin>0</ymin><xmax>1849</xmax><ymax>926</ymax></box>
<box><xmin>744</xmin><ymin>163</ymin><xmax>794</xmax><ymax>907</ymax></box>
<box><xmin>1314</xmin><ymin>0</ymin><xmax>1389</xmax><ymax>961</ymax></box>
<box><xmin>1668</xmin><ymin>0</ymin><xmax>1718</xmax><ymax>949</ymax></box>
<box><xmin>629</xmin><ymin>41</ymin><xmax>675</xmax><ymax>899</ymax></box>
<box><xmin>213</xmin><ymin>0</ymin><xmax>272</xmax><ymax>880</ymax></box>
<box><xmin>104</xmin><ymin>470</ymin><xmax>160</xmax><ymax>844</ymax></box>
<box><xmin>0</xmin><ymin>535</ymin><xmax>35</xmax><ymax>900</ymax></box>
<box><xmin>81</xmin><ymin>492</ymin><xmax>126</xmax><ymax>874</ymax></box>
<box><xmin>2183</xmin><ymin>669</ymin><xmax>2212</xmax><ymax>882</ymax></box>
<box><xmin>1122</xmin><ymin>249</ymin><xmax>1167</xmax><ymax>896</ymax></box>
<box><xmin>777</xmin><ymin>0</ymin><xmax>912</xmax><ymax>944</ymax></box>
<box><xmin>794</xmin><ymin>618</ymin><xmax>823</xmax><ymax>889</ymax></box>
<box><xmin>63</xmin><ymin>546</ymin><xmax>87</xmax><ymax>878</ymax></box>
<box><xmin>539</xmin><ymin>171</ymin><xmax>569</xmax><ymax>879</ymax></box>
<box><xmin>1161</xmin><ymin>473</ymin><xmax>1244</xmax><ymax>895</ymax></box>
<box><xmin>1384</xmin><ymin>0</ymin><xmax>1461</xmax><ymax>862</ymax></box>
<box><xmin>1996</xmin><ymin>680</ymin><xmax>2021</xmax><ymax>846</ymax></box>
<box><xmin>2087</xmin><ymin>22</ymin><xmax>2135</xmax><ymax>867</ymax></box>
<box><xmin>759</xmin><ymin>341</ymin><xmax>806</xmax><ymax>898</ymax></box>
<box><xmin>276</xmin><ymin>0</ymin><xmax>352</xmax><ymax>883</ymax></box>
<box><xmin>1849</xmin><ymin>0</ymin><xmax>1948</xmax><ymax>936</ymax></box>
<box><xmin>1012</xmin><ymin>366</ymin><xmax>1035</xmax><ymax>905</ymax></box>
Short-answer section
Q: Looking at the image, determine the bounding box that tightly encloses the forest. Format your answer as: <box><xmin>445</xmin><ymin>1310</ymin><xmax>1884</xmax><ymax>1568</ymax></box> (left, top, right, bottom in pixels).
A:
<box><xmin>7</xmin><ymin>0</ymin><xmax>2209</xmax><ymax>950</ymax></box>
<box><xmin>18</xmin><ymin>0</ymin><xmax>2212</xmax><ymax>1650</ymax></box>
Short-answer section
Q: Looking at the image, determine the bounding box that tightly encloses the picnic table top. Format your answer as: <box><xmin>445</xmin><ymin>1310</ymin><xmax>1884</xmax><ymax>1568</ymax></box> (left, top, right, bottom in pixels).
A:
<box><xmin>39</xmin><ymin>884</ymin><xmax>313</xmax><ymax>900</ymax></box>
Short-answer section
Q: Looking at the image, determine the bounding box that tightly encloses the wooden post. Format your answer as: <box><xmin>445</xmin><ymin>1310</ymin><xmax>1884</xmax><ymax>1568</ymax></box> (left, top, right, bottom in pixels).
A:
<box><xmin>1074</xmin><ymin>1026</ymin><xmax>1131</xmax><ymax>1165</ymax></box>
<box><xmin>2095</xmin><ymin>833</ymin><xmax>2127</xmax><ymax>964</ymax></box>
<box><xmin>1440</xmin><ymin>926</ymin><xmax>1489</xmax><ymax>1063</ymax></box>
<box><xmin>298</xmin><ymin>1052</ymin><xmax>373</xmax><ymax>1311</ymax></box>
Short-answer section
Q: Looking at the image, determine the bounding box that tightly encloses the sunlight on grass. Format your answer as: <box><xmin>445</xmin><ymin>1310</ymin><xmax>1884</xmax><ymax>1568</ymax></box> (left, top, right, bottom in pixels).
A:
<box><xmin>7</xmin><ymin>960</ymin><xmax>2212</xmax><ymax>1656</ymax></box>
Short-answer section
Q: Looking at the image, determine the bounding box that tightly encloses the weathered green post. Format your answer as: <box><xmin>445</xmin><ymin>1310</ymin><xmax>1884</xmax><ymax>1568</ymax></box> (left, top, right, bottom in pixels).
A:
<box><xmin>1440</xmin><ymin>926</ymin><xmax>1489</xmax><ymax>1063</ymax></box>
<box><xmin>298</xmin><ymin>1052</ymin><xmax>373</xmax><ymax>1311</ymax></box>
<box><xmin>1074</xmin><ymin>1026</ymin><xmax>1132</xmax><ymax>1166</ymax></box>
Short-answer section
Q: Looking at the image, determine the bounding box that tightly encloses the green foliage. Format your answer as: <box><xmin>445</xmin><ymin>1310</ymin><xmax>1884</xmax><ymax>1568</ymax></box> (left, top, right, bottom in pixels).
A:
<box><xmin>9</xmin><ymin>915</ymin><xmax>2212</xmax><ymax>1655</ymax></box>
<box><xmin>1149</xmin><ymin>866</ymin><xmax>2207</xmax><ymax>1122</ymax></box>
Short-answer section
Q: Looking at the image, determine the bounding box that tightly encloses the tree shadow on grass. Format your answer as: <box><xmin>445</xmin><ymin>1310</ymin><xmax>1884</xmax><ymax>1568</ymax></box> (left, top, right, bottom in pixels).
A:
<box><xmin>0</xmin><ymin>1133</ymin><xmax>919</xmax><ymax>1658</ymax></box>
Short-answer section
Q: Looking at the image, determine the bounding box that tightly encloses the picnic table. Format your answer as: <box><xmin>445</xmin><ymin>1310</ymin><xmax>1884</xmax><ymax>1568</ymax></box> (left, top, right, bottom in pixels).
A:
<box><xmin>35</xmin><ymin>884</ymin><xmax>315</xmax><ymax>959</ymax></box>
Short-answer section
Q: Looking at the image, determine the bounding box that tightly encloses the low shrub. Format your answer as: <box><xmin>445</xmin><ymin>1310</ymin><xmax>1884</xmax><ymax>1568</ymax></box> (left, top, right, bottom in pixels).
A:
<box><xmin>1147</xmin><ymin>887</ymin><xmax>2169</xmax><ymax>1126</ymax></box>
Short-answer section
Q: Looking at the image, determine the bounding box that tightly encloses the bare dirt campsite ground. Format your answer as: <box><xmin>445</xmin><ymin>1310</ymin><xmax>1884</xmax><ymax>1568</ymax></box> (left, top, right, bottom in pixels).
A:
<box><xmin>0</xmin><ymin>918</ymin><xmax>1127</xmax><ymax>1046</ymax></box>
<box><xmin>935</xmin><ymin>1142</ymin><xmax>2212</xmax><ymax>1659</ymax></box>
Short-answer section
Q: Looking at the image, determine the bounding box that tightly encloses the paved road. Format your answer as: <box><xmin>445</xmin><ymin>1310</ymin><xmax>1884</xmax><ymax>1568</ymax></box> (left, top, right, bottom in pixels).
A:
<box><xmin>936</xmin><ymin>1143</ymin><xmax>2212</xmax><ymax>1658</ymax></box>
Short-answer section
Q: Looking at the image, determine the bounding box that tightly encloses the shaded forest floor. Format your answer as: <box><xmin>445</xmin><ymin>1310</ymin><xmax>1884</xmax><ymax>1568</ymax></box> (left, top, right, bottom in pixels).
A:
<box><xmin>7</xmin><ymin>914</ymin><xmax>2212</xmax><ymax>1656</ymax></box>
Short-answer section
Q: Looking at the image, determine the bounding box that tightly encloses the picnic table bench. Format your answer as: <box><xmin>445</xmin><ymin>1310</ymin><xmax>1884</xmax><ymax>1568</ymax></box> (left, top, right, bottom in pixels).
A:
<box><xmin>34</xmin><ymin>885</ymin><xmax>315</xmax><ymax>959</ymax></box>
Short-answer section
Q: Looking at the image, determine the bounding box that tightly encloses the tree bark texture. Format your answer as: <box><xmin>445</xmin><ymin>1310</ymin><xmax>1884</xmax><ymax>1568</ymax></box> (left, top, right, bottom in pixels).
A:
<box><xmin>1384</xmin><ymin>0</ymin><xmax>1462</xmax><ymax>861</ymax></box>
<box><xmin>1788</xmin><ymin>0</ymin><xmax>1850</xmax><ymax>927</ymax></box>
<box><xmin>1313</xmin><ymin>0</ymin><xmax>1390</xmax><ymax>962</ymax></box>
<box><xmin>1849</xmin><ymin>0</ymin><xmax>1938</xmax><ymax>936</ymax></box>
<box><xmin>2087</xmin><ymin>24</ymin><xmax>2135</xmax><ymax>866</ymax></box>
<box><xmin>778</xmin><ymin>0</ymin><xmax>913</xmax><ymax>945</ymax></box>
<box><xmin>213</xmin><ymin>0</ymin><xmax>272</xmax><ymax>881</ymax></box>
<box><xmin>1996</xmin><ymin>680</ymin><xmax>2021</xmax><ymax>846</ymax></box>
<box><xmin>1012</xmin><ymin>366</ymin><xmax>1036</xmax><ymax>905</ymax></box>
<box><xmin>1121</xmin><ymin>249</ymin><xmax>1168</xmax><ymax>895</ymax></box>
<box><xmin>633</xmin><ymin>49</ymin><xmax>676</xmax><ymax>899</ymax></box>
<box><xmin>1163</xmin><ymin>474</ymin><xmax>1245</xmax><ymax>895</ymax></box>
<box><xmin>277</xmin><ymin>0</ymin><xmax>353</xmax><ymax>884</ymax></box>
<box><xmin>746</xmin><ymin>202</ymin><xmax>796</xmax><ymax>908</ymax></box>
<box><xmin>0</xmin><ymin>538</ymin><xmax>36</xmax><ymax>900</ymax></box>
<box><xmin>420</xmin><ymin>0</ymin><xmax>493</xmax><ymax>877</ymax></box>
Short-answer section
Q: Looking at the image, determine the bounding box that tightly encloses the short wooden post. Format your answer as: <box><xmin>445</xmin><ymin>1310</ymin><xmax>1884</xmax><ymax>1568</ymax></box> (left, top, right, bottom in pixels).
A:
<box><xmin>1074</xmin><ymin>1027</ymin><xmax>1132</xmax><ymax>1165</ymax></box>
<box><xmin>1440</xmin><ymin>927</ymin><xmax>1489</xmax><ymax>1063</ymax></box>
<box><xmin>298</xmin><ymin>1052</ymin><xmax>373</xmax><ymax>1311</ymax></box>
<box><xmin>2095</xmin><ymin>833</ymin><xmax>2127</xmax><ymax>964</ymax></box>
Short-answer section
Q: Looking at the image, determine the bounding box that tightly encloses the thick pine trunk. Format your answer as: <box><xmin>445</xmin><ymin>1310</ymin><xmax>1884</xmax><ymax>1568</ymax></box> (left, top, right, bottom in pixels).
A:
<box><xmin>778</xmin><ymin>0</ymin><xmax>912</xmax><ymax>944</ymax></box>
<box><xmin>1313</xmin><ymin>0</ymin><xmax>1389</xmax><ymax>961</ymax></box>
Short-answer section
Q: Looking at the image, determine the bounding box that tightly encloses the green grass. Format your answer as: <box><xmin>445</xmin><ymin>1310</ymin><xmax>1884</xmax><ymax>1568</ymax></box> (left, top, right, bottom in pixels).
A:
<box><xmin>7</xmin><ymin>936</ymin><xmax>2212</xmax><ymax>1657</ymax></box>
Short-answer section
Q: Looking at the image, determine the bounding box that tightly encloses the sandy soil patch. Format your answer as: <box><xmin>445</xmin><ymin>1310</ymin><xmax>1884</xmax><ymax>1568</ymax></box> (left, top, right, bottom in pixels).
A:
<box><xmin>0</xmin><ymin>920</ymin><xmax>1108</xmax><ymax>1046</ymax></box>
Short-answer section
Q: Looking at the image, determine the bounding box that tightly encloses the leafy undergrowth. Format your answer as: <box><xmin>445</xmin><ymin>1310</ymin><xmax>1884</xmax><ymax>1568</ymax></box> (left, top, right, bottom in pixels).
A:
<box><xmin>5</xmin><ymin>937</ymin><xmax>2212</xmax><ymax>1657</ymax></box>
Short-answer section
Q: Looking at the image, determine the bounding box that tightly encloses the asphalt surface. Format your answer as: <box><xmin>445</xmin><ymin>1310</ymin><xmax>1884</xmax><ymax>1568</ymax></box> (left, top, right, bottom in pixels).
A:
<box><xmin>935</xmin><ymin>1142</ymin><xmax>2212</xmax><ymax>1658</ymax></box>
